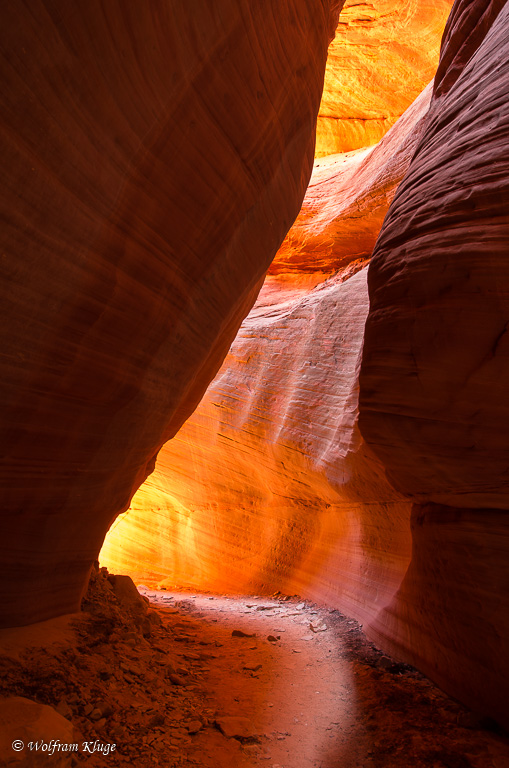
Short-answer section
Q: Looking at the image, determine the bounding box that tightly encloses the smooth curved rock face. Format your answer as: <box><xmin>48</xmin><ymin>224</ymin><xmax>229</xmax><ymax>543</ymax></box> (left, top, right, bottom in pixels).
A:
<box><xmin>316</xmin><ymin>0</ymin><xmax>453</xmax><ymax>155</ymax></box>
<box><xmin>0</xmin><ymin>0</ymin><xmax>342</xmax><ymax>627</ymax></box>
<box><xmin>373</xmin><ymin>503</ymin><xmax>509</xmax><ymax>730</ymax></box>
<box><xmin>359</xmin><ymin>1</ymin><xmax>509</xmax><ymax>508</ymax></box>
<box><xmin>101</xmin><ymin>92</ymin><xmax>430</xmax><ymax>632</ymax></box>
<box><xmin>359</xmin><ymin>0</ymin><xmax>509</xmax><ymax>726</ymax></box>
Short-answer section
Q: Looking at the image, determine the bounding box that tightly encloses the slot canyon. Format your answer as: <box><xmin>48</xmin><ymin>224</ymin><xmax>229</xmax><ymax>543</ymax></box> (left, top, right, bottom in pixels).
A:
<box><xmin>0</xmin><ymin>0</ymin><xmax>508</xmax><ymax>766</ymax></box>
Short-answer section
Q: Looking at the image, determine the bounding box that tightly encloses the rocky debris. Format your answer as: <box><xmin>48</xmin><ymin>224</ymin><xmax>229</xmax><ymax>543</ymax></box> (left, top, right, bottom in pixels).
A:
<box><xmin>0</xmin><ymin>571</ymin><xmax>215</xmax><ymax>767</ymax></box>
<box><xmin>309</xmin><ymin>621</ymin><xmax>327</xmax><ymax>633</ymax></box>
<box><xmin>1</xmin><ymin>585</ymin><xmax>507</xmax><ymax>768</ymax></box>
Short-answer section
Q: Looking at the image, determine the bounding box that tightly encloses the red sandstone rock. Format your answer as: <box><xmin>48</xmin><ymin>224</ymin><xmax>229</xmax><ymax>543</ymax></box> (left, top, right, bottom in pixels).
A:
<box><xmin>359</xmin><ymin>0</ymin><xmax>509</xmax><ymax>508</ymax></box>
<box><xmin>101</xmin><ymin>90</ymin><xmax>432</xmax><ymax>642</ymax></box>
<box><xmin>0</xmin><ymin>696</ymin><xmax>78</xmax><ymax>767</ymax></box>
<box><xmin>316</xmin><ymin>0</ymin><xmax>453</xmax><ymax>154</ymax></box>
<box><xmin>0</xmin><ymin>0</ymin><xmax>341</xmax><ymax>627</ymax></box>
<box><xmin>270</xmin><ymin>83</ymin><xmax>433</xmax><ymax>284</ymax></box>
<box><xmin>359</xmin><ymin>0</ymin><xmax>509</xmax><ymax>727</ymax></box>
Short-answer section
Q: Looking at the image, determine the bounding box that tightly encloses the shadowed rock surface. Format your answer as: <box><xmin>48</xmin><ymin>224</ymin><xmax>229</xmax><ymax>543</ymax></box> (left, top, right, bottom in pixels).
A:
<box><xmin>0</xmin><ymin>0</ymin><xmax>341</xmax><ymax>627</ymax></box>
<box><xmin>359</xmin><ymin>0</ymin><xmax>509</xmax><ymax>727</ymax></box>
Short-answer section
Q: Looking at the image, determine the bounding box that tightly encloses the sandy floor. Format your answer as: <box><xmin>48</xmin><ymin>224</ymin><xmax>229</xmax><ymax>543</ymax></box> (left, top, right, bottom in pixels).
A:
<box><xmin>141</xmin><ymin>589</ymin><xmax>509</xmax><ymax>768</ymax></box>
<box><xmin>1</xmin><ymin>578</ymin><xmax>508</xmax><ymax>768</ymax></box>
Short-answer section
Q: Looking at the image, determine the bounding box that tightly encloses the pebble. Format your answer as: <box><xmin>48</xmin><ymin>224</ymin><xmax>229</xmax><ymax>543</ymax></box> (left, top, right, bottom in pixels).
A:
<box><xmin>310</xmin><ymin>621</ymin><xmax>327</xmax><ymax>633</ymax></box>
<box><xmin>168</xmin><ymin>673</ymin><xmax>187</xmax><ymax>686</ymax></box>
<box><xmin>216</xmin><ymin>716</ymin><xmax>260</xmax><ymax>740</ymax></box>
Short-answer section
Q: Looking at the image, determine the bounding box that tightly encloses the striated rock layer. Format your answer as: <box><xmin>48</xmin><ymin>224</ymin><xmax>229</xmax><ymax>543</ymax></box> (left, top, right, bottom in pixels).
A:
<box><xmin>316</xmin><ymin>0</ymin><xmax>453</xmax><ymax>155</ymax></box>
<box><xmin>101</xmin><ymin>90</ymin><xmax>430</xmax><ymax>660</ymax></box>
<box><xmin>103</xmin><ymin>0</ymin><xmax>509</xmax><ymax>727</ymax></box>
<box><xmin>0</xmin><ymin>0</ymin><xmax>342</xmax><ymax>627</ymax></box>
<box><xmin>102</xmin><ymin>269</ymin><xmax>414</xmax><ymax>629</ymax></box>
<box><xmin>270</xmin><ymin>83</ymin><xmax>433</xmax><ymax>284</ymax></box>
<box><xmin>359</xmin><ymin>0</ymin><xmax>509</xmax><ymax>727</ymax></box>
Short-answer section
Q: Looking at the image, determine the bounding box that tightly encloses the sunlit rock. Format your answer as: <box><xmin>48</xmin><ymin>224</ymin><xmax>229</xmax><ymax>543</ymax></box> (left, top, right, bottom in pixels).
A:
<box><xmin>316</xmin><ymin>0</ymin><xmax>453</xmax><ymax>154</ymax></box>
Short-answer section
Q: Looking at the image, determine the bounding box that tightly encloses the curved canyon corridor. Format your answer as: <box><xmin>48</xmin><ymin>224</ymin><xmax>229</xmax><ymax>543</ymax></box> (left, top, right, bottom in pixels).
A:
<box><xmin>1</xmin><ymin>0</ymin><xmax>509</xmax><ymax>766</ymax></box>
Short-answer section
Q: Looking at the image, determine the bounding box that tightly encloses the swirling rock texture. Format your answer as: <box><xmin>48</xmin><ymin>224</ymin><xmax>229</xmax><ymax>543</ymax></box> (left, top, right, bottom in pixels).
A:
<box><xmin>269</xmin><ymin>82</ymin><xmax>433</xmax><ymax>284</ymax></box>
<box><xmin>102</xmin><ymin>0</ymin><xmax>509</xmax><ymax>728</ymax></box>
<box><xmin>315</xmin><ymin>0</ymin><xmax>453</xmax><ymax>155</ymax></box>
<box><xmin>0</xmin><ymin>0</ymin><xmax>342</xmax><ymax>627</ymax></box>
<box><xmin>359</xmin><ymin>0</ymin><xmax>509</xmax><ymax>727</ymax></box>
<box><xmin>101</xmin><ymin>78</ymin><xmax>431</xmax><ymax>676</ymax></box>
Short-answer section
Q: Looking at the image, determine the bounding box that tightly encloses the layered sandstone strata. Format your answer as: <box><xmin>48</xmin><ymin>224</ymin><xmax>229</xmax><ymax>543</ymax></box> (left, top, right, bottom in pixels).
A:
<box><xmin>316</xmin><ymin>0</ymin><xmax>453</xmax><ymax>154</ymax></box>
<box><xmin>101</xmin><ymin>88</ymin><xmax>431</xmax><ymax>639</ymax></box>
<box><xmin>270</xmin><ymin>82</ymin><xmax>433</xmax><ymax>284</ymax></box>
<box><xmin>103</xmin><ymin>0</ymin><xmax>509</xmax><ymax>728</ymax></box>
<box><xmin>359</xmin><ymin>0</ymin><xmax>509</xmax><ymax>510</ymax></box>
<box><xmin>0</xmin><ymin>0</ymin><xmax>341</xmax><ymax>627</ymax></box>
<box><xmin>359</xmin><ymin>0</ymin><xmax>509</xmax><ymax>727</ymax></box>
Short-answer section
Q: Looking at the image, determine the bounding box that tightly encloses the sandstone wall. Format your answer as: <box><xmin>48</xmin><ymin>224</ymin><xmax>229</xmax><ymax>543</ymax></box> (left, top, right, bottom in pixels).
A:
<box><xmin>0</xmin><ymin>0</ymin><xmax>341</xmax><ymax>627</ymax></box>
<box><xmin>316</xmin><ymin>0</ymin><xmax>453</xmax><ymax>154</ymax></box>
<box><xmin>101</xmin><ymin>89</ymin><xmax>430</xmax><ymax>648</ymax></box>
<box><xmin>359</xmin><ymin>0</ymin><xmax>509</xmax><ymax>727</ymax></box>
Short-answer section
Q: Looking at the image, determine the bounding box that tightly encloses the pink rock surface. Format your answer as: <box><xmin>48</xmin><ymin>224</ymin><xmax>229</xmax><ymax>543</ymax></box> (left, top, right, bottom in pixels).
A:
<box><xmin>270</xmin><ymin>82</ymin><xmax>433</xmax><ymax>284</ymax></box>
<box><xmin>0</xmin><ymin>0</ymin><xmax>341</xmax><ymax>627</ymax></box>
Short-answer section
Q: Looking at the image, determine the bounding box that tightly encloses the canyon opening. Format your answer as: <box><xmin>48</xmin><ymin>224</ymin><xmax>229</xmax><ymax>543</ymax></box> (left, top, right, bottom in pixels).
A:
<box><xmin>0</xmin><ymin>2</ymin><xmax>508</xmax><ymax>768</ymax></box>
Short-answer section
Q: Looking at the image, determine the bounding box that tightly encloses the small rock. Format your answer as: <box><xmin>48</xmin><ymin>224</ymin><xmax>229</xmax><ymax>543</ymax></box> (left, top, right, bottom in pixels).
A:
<box><xmin>187</xmin><ymin>720</ymin><xmax>202</xmax><ymax>734</ymax></box>
<box><xmin>310</xmin><ymin>621</ymin><xmax>327</xmax><ymax>633</ymax></box>
<box><xmin>267</xmin><ymin>635</ymin><xmax>280</xmax><ymax>643</ymax></box>
<box><xmin>148</xmin><ymin>713</ymin><xmax>166</xmax><ymax>728</ymax></box>
<box><xmin>243</xmin><ymin>664</ymin><xmax>262</xmax><ymax>672</ymax></box>
<box><xmin>168</xmin><ymin>673</ymin><xmax>187</xmax><ymax>686</ymax></box>
<box><xmin>232</xmin><ymin>629</ymin><xmax>256</xmax><ymax>638</ymax></box>
<box><xmin>216</xmin><ymin>716</ymin><xmax>260</xmax><ymax>741</ymax></box>
<box><xmin>89</xmin><ymin>708</ymin><xmax>103</xmax><ymax>721</ymax></box>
